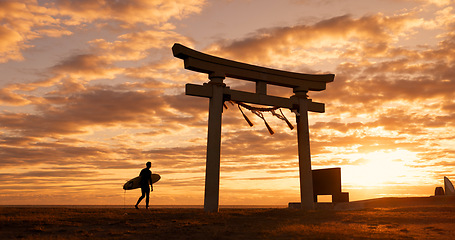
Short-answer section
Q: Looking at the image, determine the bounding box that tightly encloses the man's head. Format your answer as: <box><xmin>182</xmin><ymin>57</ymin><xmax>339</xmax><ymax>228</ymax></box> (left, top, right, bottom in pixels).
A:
<box><xmin>146</xmin><ymin>162</ymin><xmax>151</xmax><ymax>168</ymax></box>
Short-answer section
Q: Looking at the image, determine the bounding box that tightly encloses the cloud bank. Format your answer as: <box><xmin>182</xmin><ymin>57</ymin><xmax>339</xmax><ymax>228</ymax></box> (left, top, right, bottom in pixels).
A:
<box><xmin>1</xmin><ymin>0</ymin><xmax>454</xmax><ymax>205</ymax></box>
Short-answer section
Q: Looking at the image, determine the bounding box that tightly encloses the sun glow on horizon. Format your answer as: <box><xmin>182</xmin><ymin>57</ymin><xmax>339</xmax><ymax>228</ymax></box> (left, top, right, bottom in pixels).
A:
<box><xmin>342</xmin><ymin>150</ymin><xmax>422</xmax><ymax>188</ymax></box>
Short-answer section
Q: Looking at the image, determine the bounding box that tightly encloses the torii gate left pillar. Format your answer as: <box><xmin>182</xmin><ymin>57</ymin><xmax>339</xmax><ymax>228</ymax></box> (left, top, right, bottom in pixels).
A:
<box><xmin>172</xmin><ymin>43</ymin><xmax>334</xmax><ymax>212</ymax></box>
<box><xmin>204</xmin><ymin>73</ymin><xmax>225</xmax><ymax>212</ymax></box>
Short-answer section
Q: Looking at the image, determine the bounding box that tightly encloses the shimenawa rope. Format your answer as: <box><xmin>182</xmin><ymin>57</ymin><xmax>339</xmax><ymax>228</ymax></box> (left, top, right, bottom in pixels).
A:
<box><xmin>231</xmin><ymin>101</ymin><xmax>294</xmax><ymax>135</ymax></box>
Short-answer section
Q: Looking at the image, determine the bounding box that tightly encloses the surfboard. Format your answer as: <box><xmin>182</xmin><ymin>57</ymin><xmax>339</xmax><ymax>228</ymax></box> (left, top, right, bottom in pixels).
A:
<box><xmin>444</xmin><ymin>176</ymin><xmax>455</xmax><ymax>195</ymax></box>
<box><xmin>123</xmin><ymin>174</ymin><xmax>161</xmax><ymax>190</ymax></box>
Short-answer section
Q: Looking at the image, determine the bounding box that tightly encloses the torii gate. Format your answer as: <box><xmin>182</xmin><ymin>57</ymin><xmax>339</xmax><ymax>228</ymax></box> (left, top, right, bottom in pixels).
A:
<box><xmin>172</xmin><ymin>43</ymin><xmax>334</xmax><ymax>212</ymax></box>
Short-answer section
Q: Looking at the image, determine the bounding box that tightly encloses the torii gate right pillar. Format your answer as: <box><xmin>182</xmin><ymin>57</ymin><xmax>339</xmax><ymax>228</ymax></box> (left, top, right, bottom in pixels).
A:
<box><xmin>293</xmin><ymin>91</ymin><xmax>315</xmax><ymax>210</ymax></box>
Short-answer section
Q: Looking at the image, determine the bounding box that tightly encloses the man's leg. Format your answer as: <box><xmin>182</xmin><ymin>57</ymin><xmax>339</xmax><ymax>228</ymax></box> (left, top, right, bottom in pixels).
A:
<box><xmin>145</xmin><ymin>190</ymin><xmax>150</xmax><ymax>209</ymax></box>
<box><xmin>135</xmin><ymin>188</ymin><xmax>146</xmax><ymax>208</ymax></box>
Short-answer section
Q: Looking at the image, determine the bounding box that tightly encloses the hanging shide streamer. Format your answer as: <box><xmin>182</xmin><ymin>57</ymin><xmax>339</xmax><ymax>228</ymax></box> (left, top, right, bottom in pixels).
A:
<box><xmin>252</xmin><ymin>110</ymin><xmax>274</xmax><ymax>135</ymax></box>
<box><xmin>229</xmin><ymin>100</ymin><xmax>294</xmax><ymax>135</ymax></box>
<box><xmin>272</xmin><ymin>109</ymin><xmax>294</xmax><ymax>130</ymax></box>
<box><xmin>238</xmin><ymin>104</ymin><xmax>254</xmax><ymax>127</ymax></box>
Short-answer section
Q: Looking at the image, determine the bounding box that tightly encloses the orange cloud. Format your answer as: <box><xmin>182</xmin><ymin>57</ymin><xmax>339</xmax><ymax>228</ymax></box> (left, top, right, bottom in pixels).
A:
<box><xmin>421</xmin><ymin>0</ymin><xmax>454</xmax><ymax>7</ymax></box>
<box><xmin>205</xmin><ymin>13</ymin><xmax>425</xmax><ymax>67</ymax></box>
<box><xmin>0</xmin><ymin>0</ymin><xmax>202</xmax><ymax>63</ymax></box>
<box><xmin>0</xmin><ymin>87</ymin><xmax>31</xmax><ymax>105</ymax></box>
<box><xmin>56</xmin><ymin>0</ymin><xmax>206</xmax><ymax>26</ymax></box>
<box><xmin>0</xmin><ymin>0</ymin><xmax>71</xmax><ymax>63</ymax></box>
<box><xmin>0</xmin><ymin>25</ymin><xmax>28</xmax><ymax>62</ymax></box>
<box><xmin>89</xmin><ymin>30</ymin><xmax>192</xmax><ymax>61</ymax></box>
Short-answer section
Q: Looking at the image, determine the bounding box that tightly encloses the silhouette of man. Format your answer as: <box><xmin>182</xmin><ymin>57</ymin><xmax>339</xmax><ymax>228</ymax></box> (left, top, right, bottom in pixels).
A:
<box><xmin>135</xmin><ymin>161</ymin><xmax>153</xmax><ymax>209</ymax></box>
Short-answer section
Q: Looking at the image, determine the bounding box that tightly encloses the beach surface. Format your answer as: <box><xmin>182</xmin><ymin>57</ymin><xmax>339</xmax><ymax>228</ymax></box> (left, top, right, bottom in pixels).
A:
<box><xmin>2</xmin><ymin>197</ymin><xmax>455</xmax><ymax>239</ymax></box>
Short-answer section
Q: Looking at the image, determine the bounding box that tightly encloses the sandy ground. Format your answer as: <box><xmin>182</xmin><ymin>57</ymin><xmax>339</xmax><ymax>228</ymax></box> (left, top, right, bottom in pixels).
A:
<box><xmin>1</xmin><ymin>197</ymin><xmax>455</xmax><ymax>239</ymax></box>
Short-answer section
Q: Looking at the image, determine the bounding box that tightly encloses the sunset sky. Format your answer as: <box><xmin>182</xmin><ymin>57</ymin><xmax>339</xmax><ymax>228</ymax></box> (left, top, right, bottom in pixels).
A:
<box><xmin>1</xmin><ymin>0</ymin><xmax>455</xmax><ymax>206</ymax></box>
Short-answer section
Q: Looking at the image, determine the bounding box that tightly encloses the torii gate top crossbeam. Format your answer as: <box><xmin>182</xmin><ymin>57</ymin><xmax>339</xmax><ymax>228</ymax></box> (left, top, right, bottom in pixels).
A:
<box><xmin>172</xmin><ymin>43</ymin><xmax>334</xmax><ymax>92</ymax></box>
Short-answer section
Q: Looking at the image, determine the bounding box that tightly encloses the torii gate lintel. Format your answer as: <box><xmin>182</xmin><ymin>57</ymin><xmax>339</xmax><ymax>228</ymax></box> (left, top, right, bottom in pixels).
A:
<box><xmin>172</xmin><ymin>43</ymin><xmax>334</xmax><ymax>212</ymax></box>
<box><xmin>185</xmin><ymin>83</ymin><xmax>325</xmax><ymax>113</ymax></box>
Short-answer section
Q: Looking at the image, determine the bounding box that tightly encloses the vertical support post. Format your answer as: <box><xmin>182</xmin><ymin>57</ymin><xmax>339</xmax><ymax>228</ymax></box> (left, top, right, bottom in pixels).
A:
<box><xmin>204</xmin><ymin>73</ymin><xmax>225</xmax><ymax>212</ymax></box>
<box><xmin>294</xmin><ymin>92</ymin><xmax>314</xmax><ymax>210</ymax></box>
<box><xmin>256</xmin><ymin>81</ymin><xmax>267</xmax><ymax>95</ymax></box>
